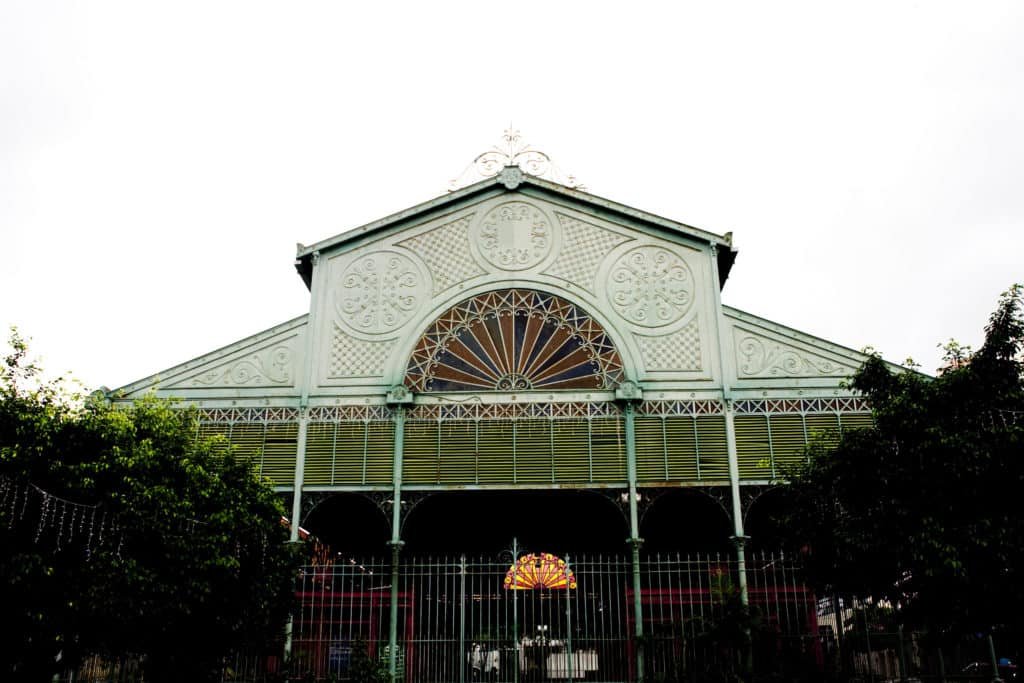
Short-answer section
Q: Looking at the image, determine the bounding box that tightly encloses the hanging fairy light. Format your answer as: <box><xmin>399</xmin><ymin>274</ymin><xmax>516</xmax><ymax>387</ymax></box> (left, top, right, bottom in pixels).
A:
<box><xmin>1</xmin><ymin>473</ymin><xmax>279</xmax><ymax>567</ymax></box>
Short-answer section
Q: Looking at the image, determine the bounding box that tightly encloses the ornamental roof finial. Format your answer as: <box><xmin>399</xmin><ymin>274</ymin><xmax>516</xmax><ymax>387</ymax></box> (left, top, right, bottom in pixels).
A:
<box><xmin>448</xmin><ymin>127</ymin><xmax>585</xmax><ymax>192</ymax></box>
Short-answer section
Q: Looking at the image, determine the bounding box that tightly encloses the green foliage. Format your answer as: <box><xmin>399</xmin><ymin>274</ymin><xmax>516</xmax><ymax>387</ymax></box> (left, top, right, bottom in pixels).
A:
<box><xmin>347</xmin><ymin>638</ymin><xmax>388</xmax><ymax>683</ymax></box>
<box><xmin>780</xmin><ymin>285</ymin><xmax>1024</xmax><ymax>637</ymax></box>
<box><xmin>0</xmin><ymin>329</ymin><xmax>302</xmax><ymax>682</ymax></box>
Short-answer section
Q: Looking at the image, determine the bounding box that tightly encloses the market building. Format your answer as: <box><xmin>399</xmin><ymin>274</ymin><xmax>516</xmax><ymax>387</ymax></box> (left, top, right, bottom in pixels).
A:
<box><xmin>112</xmin><ymin>136</ymin><xmax>886</xmax><ymax>681</ymax></box>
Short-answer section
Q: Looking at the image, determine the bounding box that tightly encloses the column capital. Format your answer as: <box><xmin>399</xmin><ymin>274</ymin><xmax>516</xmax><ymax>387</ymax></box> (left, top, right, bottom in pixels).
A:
<box><xmin>615</xmin><ymin>380</ymin><xmax>643</xmax><ymax>404</ymax></box>
<box><xmin>625</xmin><ymin>536</ymin><xmax>645</xmax><ymax>548</ymax></box>
<box><xmin>730</xmin><ymin>534</ymin><xmax>751</xmax><ymax>550</ymax></box>
<box><xmin>386</xmin><ymin>385</ymin><xmax>414</xmax><ymax>405</ymax></box>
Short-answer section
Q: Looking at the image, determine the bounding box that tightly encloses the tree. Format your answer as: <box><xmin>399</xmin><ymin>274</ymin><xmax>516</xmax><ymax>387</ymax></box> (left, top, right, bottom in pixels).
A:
<box><xmin>780</xmin><ymin>285</ymin><xmax>1024</xmax><ymax>640</ymax></box>
<box><xmin>0</xmin><ymin>330</ymin><xmax>302</xmax><ymax>682</ymax></box>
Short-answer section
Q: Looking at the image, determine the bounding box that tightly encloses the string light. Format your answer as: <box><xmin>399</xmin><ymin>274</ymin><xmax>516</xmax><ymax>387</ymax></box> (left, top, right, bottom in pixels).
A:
<box><xmin>1</xmin><ymin>474</ymin><xmax>282</xmax><ymax>567</ymax></box>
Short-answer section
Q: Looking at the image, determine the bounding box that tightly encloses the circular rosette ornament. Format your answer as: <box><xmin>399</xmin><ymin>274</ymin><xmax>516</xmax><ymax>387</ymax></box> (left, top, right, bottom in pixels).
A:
<box><xmin>471</xmin><ymin>202</ymin><xmax>555</xmax><ymax>271</ymax></box>
<box><xmin>335</xmin><ymin>251</ymin><xmax>423</xmax><ymax>335</ymax></box>
<box><xmin>607</xmin><ymin>246</ymin><xmax>694</xmax><ymax>328</ymax></box>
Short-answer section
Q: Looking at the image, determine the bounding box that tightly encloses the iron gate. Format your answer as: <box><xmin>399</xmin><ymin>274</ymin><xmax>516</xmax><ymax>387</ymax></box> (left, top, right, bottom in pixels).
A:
<box><xmin>288</xmin><ymin>551</ymin><xmax>818</xmax><ymax>682</ymax></box>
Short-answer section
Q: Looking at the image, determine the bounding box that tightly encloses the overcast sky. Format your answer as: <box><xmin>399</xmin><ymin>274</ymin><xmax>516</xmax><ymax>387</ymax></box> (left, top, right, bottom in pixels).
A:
<box><xmin>2</xmin><ymin>1</ymin><xmax>1022</xmax><ymax>390</ymax></box>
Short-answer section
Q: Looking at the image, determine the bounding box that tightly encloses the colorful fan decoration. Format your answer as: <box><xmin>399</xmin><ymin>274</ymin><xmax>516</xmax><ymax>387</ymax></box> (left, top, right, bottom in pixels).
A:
<box><xmin>405</xmin><ymin>289</ymin><xmax>625</xmax><ymax>393</ymax></box>
<box><xmin>503</xmin><ymin>552</ymin><xmax>577</xmax><ymax>590</ymax></box>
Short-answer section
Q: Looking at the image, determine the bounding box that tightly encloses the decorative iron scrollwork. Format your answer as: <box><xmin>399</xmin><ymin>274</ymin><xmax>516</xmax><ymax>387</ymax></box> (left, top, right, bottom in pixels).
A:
<box><xmin>449</xmin><ymin>128</ymin><xmax>585</xmax><ymax>192</ymax></box>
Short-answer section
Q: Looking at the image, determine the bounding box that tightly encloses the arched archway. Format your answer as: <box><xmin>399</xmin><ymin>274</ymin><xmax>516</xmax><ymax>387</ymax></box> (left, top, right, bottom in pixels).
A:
<box><xmin>302</xmin><ymin>493</ymin><xmax>391</xmax><ymax>556</ymax></box>
<box><xmin>639</xmin><ymin>488</ymin><xmax>733</xmax><ymax>553</ymax></box>
<box><xmin>744</xmin><ymin>486</ymin><xmax>797</xmax><ymax>551</ymax></box>
<box><xmin>401</xmin><ymin>490</ymin><xmax>628</xmax><ymax>555</ymax></box>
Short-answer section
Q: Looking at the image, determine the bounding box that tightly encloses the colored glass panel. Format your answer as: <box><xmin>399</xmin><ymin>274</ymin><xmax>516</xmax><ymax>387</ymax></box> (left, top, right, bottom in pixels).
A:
<box><xmin>405</xmin><ymin>289</ymin><xmax>625</xmax><ymax>392</ymax></box>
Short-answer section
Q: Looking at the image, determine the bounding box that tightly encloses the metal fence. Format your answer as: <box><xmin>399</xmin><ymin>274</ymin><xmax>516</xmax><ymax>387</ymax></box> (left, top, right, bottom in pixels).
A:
<box><xmin>282</xmin><ymin>550</ymin><xmax>818</xmax><ymax>682</ymax></box>
<box><xmin>61</xmin><ymin>553</ymin><xmax>1020</xmax><ymax>682</ymax></box>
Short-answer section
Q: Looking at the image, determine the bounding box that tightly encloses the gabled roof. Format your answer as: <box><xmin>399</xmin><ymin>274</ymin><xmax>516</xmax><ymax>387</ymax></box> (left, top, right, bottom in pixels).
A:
<box><xmin>294</xmin><ymin>168</ymin><xmax>737</xmax><ymax>289</ymax></box>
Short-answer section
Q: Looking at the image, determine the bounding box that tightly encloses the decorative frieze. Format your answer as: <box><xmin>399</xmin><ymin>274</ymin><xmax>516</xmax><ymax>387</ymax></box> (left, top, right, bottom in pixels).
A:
<box><xmin>734</xmin><ymin>331</ymin><xmax>852</xmax><ymax>378</ymax></box>
<box><xmin>636</xmin><ymin>400</ymin><xmax>724</xmax><ymax>417</ymax></box>
<box><xmin>197</xmin><ymin>407</ymin><xmax>300</xmax><ymax>423</ymax></box>
<box><xmin>406</xmin><ymin>401</ymin><xmax>622</xmax><ymax>421</ymax></box>
<box><xmin>731</xmin><ymin>397</ymin><xmax>870</xmax><ymax>414</ymax></box>
<box><xmin>188</xmin><ymin>345</ymin><xmax>294</xmax><ymax>387</ymax></box>
<box><xmin>307</xmin><ymin>405</ymin><xmax>392</xmax><ymax>421</ymax></box>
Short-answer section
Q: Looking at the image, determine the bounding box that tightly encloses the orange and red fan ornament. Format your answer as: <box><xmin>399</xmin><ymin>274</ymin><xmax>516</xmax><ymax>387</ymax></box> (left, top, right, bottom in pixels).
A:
<box><xmin>503</xmin><ymin>553</ymin><xmax>577</xmax><ymax>590</ymax></box>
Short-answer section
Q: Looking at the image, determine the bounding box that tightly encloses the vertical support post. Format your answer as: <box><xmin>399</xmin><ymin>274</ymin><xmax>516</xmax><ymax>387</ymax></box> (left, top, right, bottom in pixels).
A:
<box><xmin>617</xmin><ymin>381</ymin><xmax>644</xmax><ymax>683</ymax></box>
<box><xmin>459</xmin><ymin>554</ymin><xmax>466</xmax><ymax>683</ymax></box>
<box><xmin>284</xmin><ymin>408</ymin><xmax>310</xmax><ymax>661</ymax></box>
<box><xmin>723</xmin><ymin>402</ymin><xmax>749</xmax><ymax>607</ymax></box>
<box><xmin>565</xmin><ymin>553</ymin><xmax>573</xmax><ymax>682</ymax></box>
<box><xmin>707</xmin><ymin>240</ymin><xmax>750</xmax><ymax>618</ymax></box>
<box><xmin>285</xmin><ymin>249</ymin><xmax>322</xmax><ymax>666</ymax></box>
<box><xmin>289</xmin><ymin>413</ymin><xmax>310</xmax><ymax>543</ymax></box>
<box><xmin>512</xmin><ymin>537</ymin><xmax>519</xmax><ymax>683</ymax></box>
<box><xmin>863</xmin><ymin>604</ymin><xmax>876</xmax><ymax>683</ymax></box>
<box><xmin>386</xmin><ymin>386</ymin><xmax>412</xmax><ymax>683</ymax></box>
<box><xmin>987</xmin><ymin>633</ymin><xmax>1002</xmax><ymax>683</ymax></box>
<box><xmin>897</xmin><ymin>625</ymin><xmax>908</xmax><ymax>683</ymax></box>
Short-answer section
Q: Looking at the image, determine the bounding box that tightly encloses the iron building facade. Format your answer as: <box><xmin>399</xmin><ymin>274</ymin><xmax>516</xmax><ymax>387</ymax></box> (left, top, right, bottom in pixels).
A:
<box><xmin>113</xmin><ymin>165</ymin><xmax>882</xmax><ymax>681</ymax></box>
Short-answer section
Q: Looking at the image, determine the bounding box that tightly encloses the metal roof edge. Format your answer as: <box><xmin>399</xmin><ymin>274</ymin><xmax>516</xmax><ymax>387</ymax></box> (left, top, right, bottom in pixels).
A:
<box><xmin>721</xmin><ymin>305</ymin><xmax>925</xmax><ymax>377</ymax></box>
<box><xmin>293</xmin><ymin>170</ymin><xmax>738</xmax><ymax>288</ymax></box>
<box><xmin>108</xmin><ymin>313</ymin><xmax>310</xmax><ymax>397</ymax></box>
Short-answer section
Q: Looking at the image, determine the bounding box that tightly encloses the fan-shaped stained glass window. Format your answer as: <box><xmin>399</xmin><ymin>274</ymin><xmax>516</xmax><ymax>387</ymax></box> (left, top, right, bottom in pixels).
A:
<box><xmin>404</xmin><ymin>289</ymin><xmax>625</xmax><ymax>393</ymax></box>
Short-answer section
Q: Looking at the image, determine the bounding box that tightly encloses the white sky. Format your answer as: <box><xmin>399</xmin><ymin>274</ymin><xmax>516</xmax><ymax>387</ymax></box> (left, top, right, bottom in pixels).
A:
<box><xmin>2</xmin><ymin>1</ymin><xmax>1022</xmax><ymax>390</ymax></box>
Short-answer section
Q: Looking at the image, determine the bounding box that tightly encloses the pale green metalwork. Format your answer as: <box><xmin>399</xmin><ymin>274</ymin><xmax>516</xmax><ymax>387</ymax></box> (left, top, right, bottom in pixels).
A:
<box><xmin>386</xmin><ymin>387</ymin><xmax>412</xmax><ymax>683</ymax></box>
<box><xmin>617</xmin><ymin>381</ymin><xmax>645</xmax><ymax>683</ymax></box>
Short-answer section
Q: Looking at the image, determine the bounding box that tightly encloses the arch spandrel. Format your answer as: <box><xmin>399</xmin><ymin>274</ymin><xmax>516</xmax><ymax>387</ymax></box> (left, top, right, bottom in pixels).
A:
<box><xmin>403</xmin><ymin>288</ymin><xmax>626</xmax><ymax>393</ymax></box>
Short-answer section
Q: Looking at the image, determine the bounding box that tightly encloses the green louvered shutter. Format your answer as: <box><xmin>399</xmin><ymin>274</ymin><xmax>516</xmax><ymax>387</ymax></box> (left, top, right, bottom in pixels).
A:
<box><xmin>839</xmin><ymin>412</ymin><xmax>873</xmax><ymax>434</ymax></box>
<box><xmin>769</xmin><ymin>414</ymin><xmax>806</xmax><ymax>474</ymax></box>
<box><xmin>665</xmin><ymin>417</ymin><xmax>699</xmax><ymax>481</ymax></box>
<box><xmin>230</xmin><ymin>423</ymin><xmax>265</xmax><ymax>470</ymax></box>
<box><xmin>476</xmin><ymin>421</ymin><xmax>515</xmax><ymax>484</ymax></box>
<box><xmin>515</xmin><ymin>419</ymin><xmax>553</xmax><ymax>483</ymax></box>
<box><xmin>439</xmin><ymin>421</ymin><xmax>477</xmax><ymax>484</ymax></box>
<box><xmin>332</xmin><ymin>422</ymin><xmax>366</xmax><ymax>484</ymax></box>
<box><xmin>403</xmin><ymin>422</ymin><xmax>440</xmax><ymax>485</ymax></box>
<box><xmin>695</xmin><ymin>416</ymin><xmax>729</xmax><ymax>481</ymax></box>
<box><xmin>364</xmin><ymin>421</ymin><xmax>394</xmax><ymax>484</ymax></box>
<box><xmin>734</xmin><ymin>414</ymin><xmax>773</xmax><ymax>480</ymax></box>
<box><xmin>635</xmin><ymin>417</ymin><xmax>667</xmax><ymax>482</ymax></box>
<box><xmin>262</xmin><ymin>422</ymin><xmax>298</xmax><ymax>485</ymax></box>
<box><xmin>552</xmin><ymin>420</ymin><xmax>590</xmax><ymax>482</ymax></box>
<box><xmin>590</xmin><ymin>418</ymin><xmax>626</xmax><ymax>482</ymax></box>
<box><xmin>805</xmin><ymin>413</ymin><xmax>841</xmax><ymax>450</ymax></box>
<box><xmin>303</xmin><ymin>422</ymin><xmax>335</xmax><ymax>485</ymax></box>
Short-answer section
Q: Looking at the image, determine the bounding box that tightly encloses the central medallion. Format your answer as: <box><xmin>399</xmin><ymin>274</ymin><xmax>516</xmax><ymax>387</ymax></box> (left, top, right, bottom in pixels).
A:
<box><xmin>471</xmin><ymin>201</ymin><xmax>554</xmax><ymax>271</ymax></box>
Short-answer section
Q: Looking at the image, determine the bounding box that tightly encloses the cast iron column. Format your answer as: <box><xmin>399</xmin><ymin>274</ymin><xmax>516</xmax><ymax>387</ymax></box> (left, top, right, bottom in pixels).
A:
<box><xmin>723</xmin><ymin>402</ymin><xmax>750</xmax><ymax>606</ymax></box>
<box><xmin>617</xmin><ymin>381</ymin><xmax>645</xmax><ymax>682</ymax></box>
<box><xmin>386</xmin><ymin>386</ymin><xmax>412</xmax><ymax>683</ymax></box>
